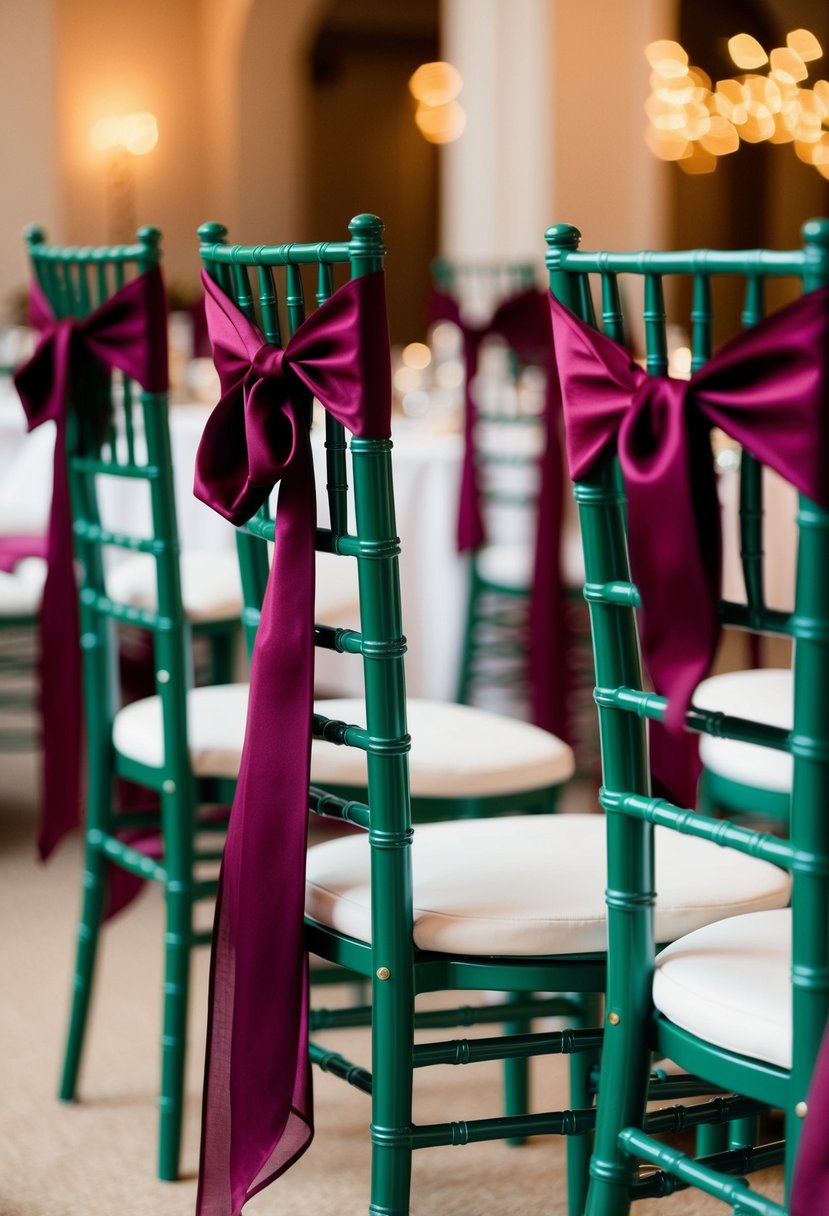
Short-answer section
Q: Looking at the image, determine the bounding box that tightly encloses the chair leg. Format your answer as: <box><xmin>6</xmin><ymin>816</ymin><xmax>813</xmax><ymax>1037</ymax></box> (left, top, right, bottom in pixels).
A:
<box><xmin>206</xmin><ymin>625</ymin><xmax>236</xmax><ymax>686</ymax></box>
<box><xmin>158</xmin><ymin>879</ymin><xmax>192</xmax><ymax>1181</ymax></box>
<box><xmin>503</xmin><ymin>991</ymin><xmax>530</xmax><ymax>1145</ymax></box>
<box><xmin>456</xmin><ymin>567</ymin><xmax>478</xmax><ymax>705</ymax></box>
<box><xmin>567</xmin><ymin>993</ymin><xmax>602</xmax><ymax>1216</ymax></box>
<box><xmin>59</xmin><ymin>835</ymin><xmax>108</xmax><ymax>1101</ymax></box>
<box><xmin>369</xmin><ymin>974</ymin><xmax>414</xmax><ymax>1215</ymax></box>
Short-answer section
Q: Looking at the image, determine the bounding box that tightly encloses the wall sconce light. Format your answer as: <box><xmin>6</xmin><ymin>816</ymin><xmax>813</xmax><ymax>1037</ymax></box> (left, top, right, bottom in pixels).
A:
<box><xmin>90</xmin><ymin>112</ymin><xmax>159</xmax><ymax>242</ymax></box>
<box><xmin>410</xmin><ymin>62</ymin><xmax>466</xmax><ymax>144</ymax></box>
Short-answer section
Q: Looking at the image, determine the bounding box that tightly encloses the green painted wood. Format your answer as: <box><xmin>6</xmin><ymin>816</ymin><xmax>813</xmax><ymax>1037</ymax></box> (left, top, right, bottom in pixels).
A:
<box><xmin>25</xmin><ymin>226</ymin><xmax>239</xmax><ymax>1183</ymax></box>
<box><xmin>548</xmin><ymin>218</ymin><xmax>829</xmax><ymax>1216</ymax></box>
<box><xmin>200</xmin><ymin>218</ymin><xmax>609</xmax><ymax>1215</ymax></box>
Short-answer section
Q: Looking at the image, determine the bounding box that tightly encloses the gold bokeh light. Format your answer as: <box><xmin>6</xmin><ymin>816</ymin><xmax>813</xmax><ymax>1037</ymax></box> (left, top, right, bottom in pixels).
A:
<box><xmin>410</xmin><ymin>62</ymin><xmax>465</xmax><ymax>144</ymax></box>
<box><xmin>646</xmin><ymin>29</ymin><xmax>828</xmax><ymax>177</ymax></box>
<box><xmin>90</xmin><ymin>112</ymin><xmax>159</xmax><ymax>156</ymax></box>
<box><xmin>409</xmin><ymin>62</ymin><xmax>462</xmax><ymax>107</ymax></box>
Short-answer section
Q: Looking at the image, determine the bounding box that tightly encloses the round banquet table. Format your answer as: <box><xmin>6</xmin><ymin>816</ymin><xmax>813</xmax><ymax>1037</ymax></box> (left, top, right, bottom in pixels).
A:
<box><xmin>0</xmin><ymin>380</ymin><xmax>468</xmax><ymax>702</ymax></box>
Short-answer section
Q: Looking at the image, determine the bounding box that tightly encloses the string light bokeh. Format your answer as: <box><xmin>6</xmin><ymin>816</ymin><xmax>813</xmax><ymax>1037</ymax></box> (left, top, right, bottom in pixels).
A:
<box><xmin>645</xmin><ymin>28</ymin><xmax>829</xmax><ymax>177</ymax></box>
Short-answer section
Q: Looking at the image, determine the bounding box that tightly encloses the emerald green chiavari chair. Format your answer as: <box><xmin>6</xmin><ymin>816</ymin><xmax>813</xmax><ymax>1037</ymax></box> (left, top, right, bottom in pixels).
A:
<box><xmin>194</xmin><ymin>215</ymin><xmax>797</xmax><ymax>1216</ymax></box>
<box><xmin>431</xmin><ymin>258</ymin><xmax>551</xmax><ymax>716</ymax></box>
<box><xmin>546</xmin><ymin>218</ymin><xmax>829</xmax><ymax>1216</ymax></box>
<box><xmin>24</xmin><ymin>227</ymin><xmax>242</xmax><ymax>1181</ymax></box>
<box><xmin>220</xmin><ymin>242</ymin><xmax>574</xmax><ymax>825</ymax></box>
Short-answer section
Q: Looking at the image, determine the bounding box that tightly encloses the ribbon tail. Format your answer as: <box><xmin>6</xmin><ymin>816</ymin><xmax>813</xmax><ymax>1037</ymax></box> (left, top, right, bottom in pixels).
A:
<box><xmin>37</xmin><ymin>423</ymin><xmax>83</xmax><ymax>859</ymax></box>
<box><xmin>457</xmin><ymin>332</ymin><xmax>486</xmax><ymax>552</ymax></box>
<box><xmin>197</xmin><ymin>420</ymin><xmax>315</xmax><ymax>1215</ymax></box>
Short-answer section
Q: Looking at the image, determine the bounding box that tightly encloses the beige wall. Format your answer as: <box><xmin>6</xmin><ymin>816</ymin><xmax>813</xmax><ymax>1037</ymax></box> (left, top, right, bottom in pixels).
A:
<box><xmin>54</xmin><ymin>0</ymin><xmax>208</xmax><ymax>290</ymax></box>
<box><xmin>552</xmin><ymin>0</ymin><xmax>676</xmax><ymax>253</ymax></box>
<box><xmin>0</xmin><ymin>0</ymin><xmax>58</xmax><ymax>317</ymax></box>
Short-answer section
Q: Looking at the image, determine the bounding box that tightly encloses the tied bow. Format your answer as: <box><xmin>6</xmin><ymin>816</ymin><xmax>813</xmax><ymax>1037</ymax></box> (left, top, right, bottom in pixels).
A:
<box><xmin>13</xmin><ymin>267</ymin><xmax>168</xmax><ymax>859</ymax></box>
<box><xmin>550</xmin><ymin>287</ymin><xmax>829</xmax><ymax>797</ymax></box>
<box><xmin>194</xmin><ymin>269</ymin><xmax>391</xmax><ymax>1216</ymax></box>
<box><xmin>429</xmin><ymin>285</ymin><xmax>568</xmax><ymax>738</ymax></box>
<box><xmin>428</xmin><ymin>285</ymin><xmax>552</xmax><ymax>549</ymax></box>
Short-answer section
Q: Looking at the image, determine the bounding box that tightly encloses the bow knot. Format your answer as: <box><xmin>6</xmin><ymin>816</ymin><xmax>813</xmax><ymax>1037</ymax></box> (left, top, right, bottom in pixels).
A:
<box><xmin>250</xmin><ymin>340</ymin><xmax>287</xmax><ymax>383</ymax></box>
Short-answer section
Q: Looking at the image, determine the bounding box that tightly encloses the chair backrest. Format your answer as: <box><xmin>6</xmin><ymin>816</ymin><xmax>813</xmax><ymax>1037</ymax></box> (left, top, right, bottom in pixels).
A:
<box><xmin>197</xmin><ymin>212</ymin><xmax>412</xmax><ymax>897</ymax></box>
<box><xmin>431</xmin><ymin>256</ymin><xmax>537</xmax><ymax>323</ymax></box>
<box><xmin>547</xmin><ymin>219</ymin><xmax>829</xmax><ymax>1166</ymax></box>
<box><xmin>24</xmin><ymin>228</ymin><xmax>193</xmax><ymax>780</ymax></box>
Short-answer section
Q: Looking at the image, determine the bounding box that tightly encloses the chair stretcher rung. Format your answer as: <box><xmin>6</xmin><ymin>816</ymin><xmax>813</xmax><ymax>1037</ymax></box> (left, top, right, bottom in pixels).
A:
<box><xmin>309</xmin><ymin>1041</ymin><xmax>372</xmax><ymax>1093</ymax></box>
<box><xmin>633</xmin><ymin>1140</ymin><xmax>784</xmax><ymax>1200</ymax></box>
<box><xmin>594</xmin><ymin>685</ymin><xmax>791</xmax><ymax>751</ymax></box>
<box><xmin>643</xmin><ymin>1094</ymin><xmax>767</xmax><ymax>1134</ymax></box>
<box><xmin>409</xmin><ymin>1106</ymin><xmax>596</xmax><ymax>1149</ymax></box>
<box><xmin>72</xmin><ymin>520</ymin><xmax>169</xmax><ymax>554</ymax></box>
<box><xmin>72</xmin><ymin>457</ymin><xmax>161</xmax><ymax>480</ymax></box>
<box><xmin>312</xmin><ymin>713</ymin><xmax>410</xmax><ymax>757</ymax></box>
<box><xmin>308</xmin><ymin>785</ymin><xmax>370</xmax><ymax>829</ymax></box>
<box><xmin>314</xmin><ymin>624</ymin><xmax>363</xmax><ymax>654</ymax></box>
<box><xmin>599</xmin><ymin>788</ymin><xmax>804</xmax><ymax>873</ymax></box>
<box><xmin>310</xmin><ymin>994</ymin><xmax>581</xmax><ymax>1033</ymax></box>
<box><xmin>88</xmin><ymin>830</ymin><xmax>166</xmax><ymax>882</ymax></box>
<box><xmin>413</xmin><ymin>1027</ymin><xmax>603</xmax><ymax>1068</ymax></box>
<box><xmin>620</xmin><ymin>1125</ymin><xmax>786</xmax><ymax>1215</ymax></box>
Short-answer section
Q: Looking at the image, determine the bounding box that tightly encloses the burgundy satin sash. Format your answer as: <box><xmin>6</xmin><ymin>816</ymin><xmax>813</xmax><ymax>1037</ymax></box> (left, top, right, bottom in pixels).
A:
<box><xmin>13</xmin><ymin>267</ymin><xmax>168</xmax><ymax>858</ymax></box>
<box><xmin>194</xmin><ymin>269</ymin><xmax>391</xmax><ymax>1216</ymax></box>
<box><xmin>428</xmin><ymin>285</ymin><xmax>567</xmax><ymax>737</ymax></box>
<box><xmin>549</xmin><ymin>286</ymin><xmax>829</xmax><ymax>803</ymax></box>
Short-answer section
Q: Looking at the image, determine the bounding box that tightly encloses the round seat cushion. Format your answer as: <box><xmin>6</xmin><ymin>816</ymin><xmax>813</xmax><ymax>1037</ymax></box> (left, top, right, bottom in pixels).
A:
<box><xmin>113</xmin><ymin>690</ymin><xmax>574</xmax><ymax>796</ymax></box>
<box><xmin>107</xmin><ymin>551</ymin><xmax>243</xmax><ymax>623</ymax></box>
<box><xmin>313</xmin><ymin>698</ymin><xmax>574</xmax><ymax>797</ymax></box>
<box><xmin>693</xmin><ymin>669</ymin><xmax>792</xmax><ymax>793</ymax></box>
<box><xmin>105</xmin><ymin>549</ymin><xmax>359</xmax><ymax>626</ymax></box>
<box><xmin>305</xmin><ymin>814</ymin><xmax>791</xmax><ymax>957</ymax></box>
<box><xmin>476</xmin><ymin>542</ymin><xmax>533</xmax><ymax>591</ymax></box>
<box><xmin>653</xmin><ymin>907</ymin><xmax>791</xmax><ymax>1068</ymax></box>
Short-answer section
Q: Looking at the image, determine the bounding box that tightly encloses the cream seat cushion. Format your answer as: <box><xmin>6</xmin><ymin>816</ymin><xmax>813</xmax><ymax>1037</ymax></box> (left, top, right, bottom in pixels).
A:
<box><xmin>305</xmin><ymin>815</ymin><xmax>791</xmax><ymax>957</ymax></box>
<box><xmin>106</xmin><ymin>549</ymin><xmax>359</xmax><ymax>626</ymax></box>
<box><xmin>0</xmin><ymin>557</ymin><xmax>47</xmax><ymax>616</ymax></box>
<box><xmin>113</xmin><ymin>689</ymin><xmax>574</xmax><ymax>794</ymax></box>
<box><xmin>476</xmin><ymin>542</ymin><xmax>533</xmax><ymax>591</ymax></box>
<box><xmin>653</xmin><ymin>908</ymin><xmax>791</xmax><ymax>1068</ymax></box>
<box><xmin>312</xmin><ymin>698</ymin><xmax>574</xmax><ymax>796</ymax></box>
<box><xmin>107</xmin><ymin>551</ymin><xmax>243</xmax><ymax>623</ymax></box>
<box><xmin>474</xmin><ymin>526</ymin><xmax>584</xmax><ymax>594</ymax></box>
<box><xmin>693</xmin><ymin>669</ymin><xmax>792</xmax><ymax>793</ymax></box>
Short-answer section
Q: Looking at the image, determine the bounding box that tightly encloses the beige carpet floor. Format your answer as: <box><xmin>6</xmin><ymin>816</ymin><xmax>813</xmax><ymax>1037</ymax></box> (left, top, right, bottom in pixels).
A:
<box><xmin>0</xmin><ymin>750</ymin><xmax>784</xmax><ymax>1215</ymax></box>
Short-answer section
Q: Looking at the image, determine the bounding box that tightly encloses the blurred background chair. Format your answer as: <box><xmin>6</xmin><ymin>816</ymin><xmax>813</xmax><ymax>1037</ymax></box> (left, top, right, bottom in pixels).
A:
<box><xmin>22</xmin><ymin>226</ymin><xmax>246</xmax><ymax>1181</ymax></box>
<box><xmin>547</xmin><ymin>218</ymin><xmax>829</xmax><ymax>1216</ymax></box>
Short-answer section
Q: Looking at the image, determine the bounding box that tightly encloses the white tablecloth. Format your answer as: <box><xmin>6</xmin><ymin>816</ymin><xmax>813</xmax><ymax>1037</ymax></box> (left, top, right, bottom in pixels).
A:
<box><xmin>0</xmin><ymin>382</ymin><xmax>468</xmax><ymax>701</ymax></box>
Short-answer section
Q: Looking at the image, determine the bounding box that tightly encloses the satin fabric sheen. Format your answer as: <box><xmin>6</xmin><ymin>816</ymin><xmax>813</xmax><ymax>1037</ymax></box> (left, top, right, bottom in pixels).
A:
<box><xmin>427</xmin><ymin>286</ymin><xmax>567</xmax><ymax>737</ymax></box>
<box><xmin>549</xmin><ymin>286</ymin><xmax>829</xmax><ymax>805</ymax></box>
<box><xmin>13</xmin><ymin>267</ymin><xmax>168</xmax><ymax>859</ymax></box>
<box><xmin>193</xmin><ymin>269</ymin><xmax>391</xmax><ymax>1216</ymax></box>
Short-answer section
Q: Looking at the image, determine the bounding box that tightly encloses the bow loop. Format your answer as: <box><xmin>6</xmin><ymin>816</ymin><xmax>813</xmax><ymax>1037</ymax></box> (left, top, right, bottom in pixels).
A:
<box><xmin>550</xmin><ymin>284</ymin><xmax>829</xmax><ymax>798</ymax></box>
